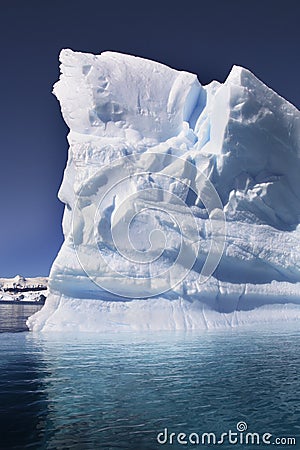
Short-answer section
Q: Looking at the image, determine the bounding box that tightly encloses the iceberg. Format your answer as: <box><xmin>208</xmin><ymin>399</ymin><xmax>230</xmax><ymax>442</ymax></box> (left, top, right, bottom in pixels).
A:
<box><xmin>28</xmin><ymin>49</ymin><xmax>300</xmax><ymax>332</ymax></box>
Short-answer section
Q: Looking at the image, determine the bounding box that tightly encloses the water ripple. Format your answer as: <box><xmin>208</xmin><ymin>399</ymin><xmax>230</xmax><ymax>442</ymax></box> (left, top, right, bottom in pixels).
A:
<box><xmin>0</xmin><ymin>325</ymin><xmax>299</xmax><ymax>449</ymax></box>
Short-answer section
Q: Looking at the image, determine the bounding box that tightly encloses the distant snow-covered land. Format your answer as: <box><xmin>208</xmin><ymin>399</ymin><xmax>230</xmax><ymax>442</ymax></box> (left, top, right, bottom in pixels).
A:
<box><xmin>0</xmin><ymin>275</ymin><xmax>47</xmax><ymax>304</ymax></box>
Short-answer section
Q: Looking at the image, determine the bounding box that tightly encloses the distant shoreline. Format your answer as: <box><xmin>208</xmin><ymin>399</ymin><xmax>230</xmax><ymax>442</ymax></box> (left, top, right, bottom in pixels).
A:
<box><xmin>0</xmin><ymin>275</ymin><xmax>48</xmax><ymax>306</ymax></box>
<box><xmin>0</xmin><ymin>300</ymin><xmax>45</xmax><ymax>306</ymax></box>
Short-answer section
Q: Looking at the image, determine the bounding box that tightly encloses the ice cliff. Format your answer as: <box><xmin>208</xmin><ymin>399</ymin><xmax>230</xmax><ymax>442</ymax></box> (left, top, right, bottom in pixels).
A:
<box><xmin>28</xmin><ymin>49</ymin><xmax>300</xmax><ymax>332</ymax></box>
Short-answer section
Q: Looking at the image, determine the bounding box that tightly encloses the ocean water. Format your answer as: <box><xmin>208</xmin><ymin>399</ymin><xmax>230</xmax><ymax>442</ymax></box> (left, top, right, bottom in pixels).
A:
<box><xmin>0</xmin><ymin>307</ymin><xmax>299</xmax><ymax>449</ymax></box>
<box><xmin>0</xmin><ymin>304</ymin><xmax>42</xmax><ymax>332</ymax></box>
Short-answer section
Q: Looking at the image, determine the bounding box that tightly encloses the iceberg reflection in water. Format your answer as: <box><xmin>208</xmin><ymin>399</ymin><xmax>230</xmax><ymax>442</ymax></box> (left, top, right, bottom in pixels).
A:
<box><xmin>0</xmin><ymin>327</ymin><xmax>299</xmax><ymax>449</ymax></box>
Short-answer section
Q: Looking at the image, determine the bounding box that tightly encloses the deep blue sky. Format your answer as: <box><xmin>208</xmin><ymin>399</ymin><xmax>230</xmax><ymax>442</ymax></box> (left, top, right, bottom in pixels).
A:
<box><xmin>0</xmin><ymin>0</ymin><xmax>299</xmax><ymax>277</ymax></box>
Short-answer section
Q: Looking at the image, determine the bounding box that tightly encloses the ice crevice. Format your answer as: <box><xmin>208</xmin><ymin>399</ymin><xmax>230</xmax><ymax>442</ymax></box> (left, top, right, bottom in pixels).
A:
<box><xmin>27</xmin><ymin>49</ymin><xmax>300</xmax><ymax>332</ymax></box>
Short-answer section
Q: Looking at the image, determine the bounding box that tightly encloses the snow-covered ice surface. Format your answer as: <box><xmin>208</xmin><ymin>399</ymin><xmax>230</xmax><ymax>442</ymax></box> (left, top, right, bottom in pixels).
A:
<box><xmin>28</xmin><ymin>49</ymin><xmax>300</xmax><ymax>332</ymax></box>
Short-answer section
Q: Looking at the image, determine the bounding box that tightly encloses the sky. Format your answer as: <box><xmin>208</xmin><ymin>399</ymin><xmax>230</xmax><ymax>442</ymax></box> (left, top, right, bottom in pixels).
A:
<box><xmin>0</xmin><ymin>0</ymin><xmax>299</xmax><ymax>277</ymax></box>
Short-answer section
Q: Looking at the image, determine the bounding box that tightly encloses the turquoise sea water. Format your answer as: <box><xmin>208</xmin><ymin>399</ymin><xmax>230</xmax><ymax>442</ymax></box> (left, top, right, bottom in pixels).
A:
<box><xmin>0</xmin><ymin>307</ymin><xmax>299</xmax><ymax>449</ymax></box>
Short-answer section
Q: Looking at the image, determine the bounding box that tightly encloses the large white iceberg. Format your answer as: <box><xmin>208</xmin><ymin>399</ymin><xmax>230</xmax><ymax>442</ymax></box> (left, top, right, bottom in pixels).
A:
<box><xmin>28</xmin><ymin>49</ymin><xmax>300</xmax><ymax>332</ymax></box>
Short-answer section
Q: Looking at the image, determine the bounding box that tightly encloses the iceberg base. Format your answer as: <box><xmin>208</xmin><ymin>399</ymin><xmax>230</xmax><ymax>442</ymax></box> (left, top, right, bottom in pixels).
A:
<box><xmin>27</xmin><ymin>295</ymin><xmax>300</xmax><ymax>332</ymax></box>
